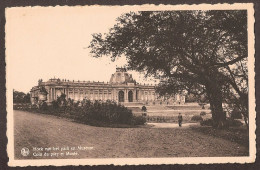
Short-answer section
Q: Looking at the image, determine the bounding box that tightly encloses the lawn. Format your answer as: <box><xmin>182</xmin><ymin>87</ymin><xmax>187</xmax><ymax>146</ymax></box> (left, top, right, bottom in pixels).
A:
<box><xmin>14</xmin><ymin>110</ymin><xmax>249</xmax><ymax>159</ymax></box>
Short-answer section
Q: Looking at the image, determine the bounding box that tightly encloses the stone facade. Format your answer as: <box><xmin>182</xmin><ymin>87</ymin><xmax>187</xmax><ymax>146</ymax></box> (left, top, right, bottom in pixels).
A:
<box><xmin>30</xmin><ymin>68</ymin><xmax>185</xmax><ymax>105</ymax></box>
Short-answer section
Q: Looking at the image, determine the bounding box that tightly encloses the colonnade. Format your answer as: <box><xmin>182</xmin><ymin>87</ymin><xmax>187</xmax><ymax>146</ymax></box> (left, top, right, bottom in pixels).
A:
<box><xmin>47</xmin><ymin>87</ymin><xmax>157</xmax><ymax>103</ymax></box>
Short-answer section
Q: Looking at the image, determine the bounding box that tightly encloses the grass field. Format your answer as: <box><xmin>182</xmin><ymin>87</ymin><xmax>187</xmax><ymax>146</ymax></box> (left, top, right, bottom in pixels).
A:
<box><xmin>14</xmin><ymin>110</ymin><xmax>249</xmax><ymax>159</ymax></box>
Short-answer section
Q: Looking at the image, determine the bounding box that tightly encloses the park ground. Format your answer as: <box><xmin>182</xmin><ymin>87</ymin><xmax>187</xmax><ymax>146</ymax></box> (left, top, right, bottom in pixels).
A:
<box><xmin>14</xmin><ymin>110</ymin><xmax>249</xmax><ymax>159</ymax></box>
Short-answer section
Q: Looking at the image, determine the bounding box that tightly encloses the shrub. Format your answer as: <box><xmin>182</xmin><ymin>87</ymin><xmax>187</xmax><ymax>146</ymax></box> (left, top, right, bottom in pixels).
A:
<box><xmin>76</xmin><ymin>100</ymin><xmax>137</xmax><ymax>126</ymax></box>
<box><xmin>191</xmin><ymin>115</ymin><xmax>203</xmax><ymax>122</ymax></box>
<box><xmin>200</xmin><ymin>119</ymin><xmax>213</xmax><ymax>126</ymax></box>
<box><xmin>200</xmin><ymin>118</ymin><xmax>243</xmax><ymax>127</ymax></box>
<box><xmin>40</xmin><ymin>102</ymin><xmax>48</xmax><ymax>111</ymax></box>
<box><xmin>31</xmin><ymin>104</ymin><xmax>38</xmax><ymax>109</ymax></box>
<box><xmin>200</xmin><ymin>111</ymin><xmax>206</xmax><ymax>116</ymax></box>
<box><xmin>226</xmin><ymin>118</ymin><xmax>243</xmax><ymax>127</ymax></box>
<box><xmin>230</xmin><ymin>109</ymin><xmax>242</xmax><ymax>119</ymax></box>
<box><xmin>15</xmin><ymin>99</ymin><xmax>146</xmax><ymax>127</ymax></box>
<box><xmin>13</xmin><ymin>104</ymin><xmax>19</xmax><ymax>110</ymax></box>
<box><xmin>73</xmin><ymin>101</ymin><xmax>80</xmax><ymax>108</ymax></box>
<box><xmin>132</xmin><ymin>116</ymin><xmax>146</xmax><ymax>125</ymax></box>
<box><xmin>51</xmin><ymin>100</ymin><xmax>59</xmax><ymax>109</ymax></box>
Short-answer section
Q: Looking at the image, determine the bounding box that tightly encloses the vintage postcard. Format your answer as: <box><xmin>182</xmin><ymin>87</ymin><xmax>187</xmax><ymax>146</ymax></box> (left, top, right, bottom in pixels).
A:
<box><xmin>6</xmin><ymin>3</ymin><xmax>255</xmax><ymax>166</ymax></box>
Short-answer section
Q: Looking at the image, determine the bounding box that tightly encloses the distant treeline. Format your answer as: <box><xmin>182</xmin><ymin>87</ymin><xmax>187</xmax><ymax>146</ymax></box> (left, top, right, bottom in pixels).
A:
<box><xmin>13</xmin><ymin>90</ymin><xmax>30</xmax><ymax>103</ymax></box>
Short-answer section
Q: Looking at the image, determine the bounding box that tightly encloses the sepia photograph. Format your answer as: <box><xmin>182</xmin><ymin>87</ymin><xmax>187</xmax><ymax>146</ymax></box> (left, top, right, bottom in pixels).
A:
<box><xmin>6</xmin><ymin>4</ymin><xmax>255</xmax><ymax>166</ymax></box>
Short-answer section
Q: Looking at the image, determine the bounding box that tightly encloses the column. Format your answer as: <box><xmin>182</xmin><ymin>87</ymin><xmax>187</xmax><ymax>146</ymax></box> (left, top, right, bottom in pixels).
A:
<box><xmin>113</xmin><ymin>89</ymin><xmax>115</xmax><ymax>101</ymax></box>
<box><xmin>52</xmin><ymin>88</ymin><xmax>54</xmax><ymax>101</ymax></box>
<box><xmin>127</xmin><ymin>89</ymin><xmax>129</xmax><ymax>102</ymax></box>
<box><xmin>49</xmin><ymin>88</ymin><xmax>52</xmax><ymax>102</ymax></box>
<box><xmin>54</xmin><ymin>88</ymin><xmax>56</xmax><ymax>100</ymax></box>
<box><xmin>46</xmin><ymin>88</ymin><xmax>49</xmax><ymax>102</ymax></box>
<box><xmin>78</xmin><ymin>89</ymin><xmax>80</xmax><ymax>100</ymax></box>
<box><xmin>125</xmin><ymin>89</ymin><xmax>127</xmax><ymax>102</ymax></box>
<box><xmin>115</xmin><ymin>89</ymin><xmax>117</xmax><ymax>101</ymax></box>
<box><xmin>102</xmin><ymin>89</ymin><xmax>104</xmax><ymax>101</ymax></box>
<box><xmin>134</xmin><ymin>89</ymin><xmax>136</xmax><ymax>102</ymax></box>
<box><xmin>66</xmin><ymin>88</ymin><xmax>68</xmax><ymax>100</ymax></box>
<box><xmin>73</xmin><ymin>88</ymin><xmax>75</xmax><ymax>100</ymax></box>
<box><xmin>136</xmin><ymin>90</ymin><xmax>139</xmax><ymax>102</ymax></box>
<box><xmin>48</xmin><ymin>88</ymin><xmax>51</xmax><ymax>102</ymax></box>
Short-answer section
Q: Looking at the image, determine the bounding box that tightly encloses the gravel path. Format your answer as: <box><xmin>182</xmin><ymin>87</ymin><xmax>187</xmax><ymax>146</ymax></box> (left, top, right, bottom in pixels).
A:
<box><xmin>148</xmin><ymin>123</ymin><xmax>199</xmax><ymax>128</ymax></box>
<box><xmin>14</xmin><ymin>110</ymin><xmax>249</xmax><ymax>159</ymax></box>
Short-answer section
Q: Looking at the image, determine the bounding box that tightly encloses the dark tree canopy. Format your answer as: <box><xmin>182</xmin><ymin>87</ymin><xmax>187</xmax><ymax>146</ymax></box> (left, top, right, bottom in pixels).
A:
<box><xmin>13</xmin><ymin>90</ymin><xmax>30</xmax><ymax>103</ymax></box>
<box><xmin>89</xmin><ymin>10</ymin><xmax>248</xmax><ymax>128</ymax></box>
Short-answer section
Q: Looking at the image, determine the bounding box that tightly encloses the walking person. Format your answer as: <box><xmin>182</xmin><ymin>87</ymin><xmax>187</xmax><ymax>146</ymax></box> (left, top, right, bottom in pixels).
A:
<box><xmin>142</xmin><ymin>105</ymin><xmax>147</xmax><ymax>116</ymax></box>
<box><xmin>178</xmin><ymin>112</ymin><xmax>183</xmax><ymax>127</ymax></box>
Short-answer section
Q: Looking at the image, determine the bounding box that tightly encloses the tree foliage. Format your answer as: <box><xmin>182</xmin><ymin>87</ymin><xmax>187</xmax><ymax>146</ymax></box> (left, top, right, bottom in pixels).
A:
<box><xmin>13</xmin><ymin>90</ymin><xmax>30</xmax><ymax>103</ymax></box>
<box><xmin>89</xmin><ymin>10</ymin><xmax>248</xmax><ymax>128</ymax></box>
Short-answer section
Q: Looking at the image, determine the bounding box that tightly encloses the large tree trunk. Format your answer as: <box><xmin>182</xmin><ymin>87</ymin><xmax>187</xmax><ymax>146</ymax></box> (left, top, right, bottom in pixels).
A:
<box><xmin>206</xmin><ymin>82</ymin><xmax>227</xmax><ymax>129</ymax></box>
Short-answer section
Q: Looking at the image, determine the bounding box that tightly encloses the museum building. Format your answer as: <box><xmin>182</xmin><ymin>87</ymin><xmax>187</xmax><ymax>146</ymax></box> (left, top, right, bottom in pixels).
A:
<box><xmin>30</xmin><ymin>68</ymin><xmax>185</xmax><ymax>105</ymax></box>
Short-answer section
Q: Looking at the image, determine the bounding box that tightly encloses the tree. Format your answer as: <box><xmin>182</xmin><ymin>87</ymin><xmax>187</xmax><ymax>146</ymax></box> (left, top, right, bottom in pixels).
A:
<box><xmin>13</xmin><ymin>90</ymin><xmax>31</xmax><ymax>103</ymax></box>
<box><xmin>221</xmin><ymin>58</ymin><xmax>248</xmax><ymax>127</ymax></box>
<box><xmin>57</xmin><ymin>93</ymin><xmax>67</xmax><ymax>107</ymax></box>
<box><xmin>23</xmin><ymin>93</ymin><xmax>31</xmax><ymax>103</ymax></box>
<box><xmin>89</xmin><ymin>10</ymin><xmax>248</xmax><ymax>128</ymax></box>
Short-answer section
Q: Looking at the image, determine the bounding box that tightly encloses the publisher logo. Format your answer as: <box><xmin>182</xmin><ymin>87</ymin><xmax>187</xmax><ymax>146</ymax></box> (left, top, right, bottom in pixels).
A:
<box><xmin>21</xmin><ymin>147</ymin><xmax>30</xmax><ymax>156</ymax></box>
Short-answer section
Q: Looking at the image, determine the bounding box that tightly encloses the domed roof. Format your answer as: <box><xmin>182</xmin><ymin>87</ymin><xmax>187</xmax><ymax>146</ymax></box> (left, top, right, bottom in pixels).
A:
<box><xmin>109</xmin><ymin>68</ymin><xmax>136</xmax><ymax>84</ymax></box>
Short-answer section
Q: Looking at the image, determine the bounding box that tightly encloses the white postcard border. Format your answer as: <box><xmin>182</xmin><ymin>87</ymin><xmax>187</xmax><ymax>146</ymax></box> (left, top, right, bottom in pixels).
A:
<box><xmin>6</xmin><ymin>3</ymin><xmax>256</xmax><ymax>166</ymax></box>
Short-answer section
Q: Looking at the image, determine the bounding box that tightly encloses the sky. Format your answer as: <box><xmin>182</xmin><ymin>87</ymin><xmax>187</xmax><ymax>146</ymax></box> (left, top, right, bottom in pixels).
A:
<box><xmin>6</xmin><ymin>6</ymin><xmax>157</xmax><ymax>93</ymax></box>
